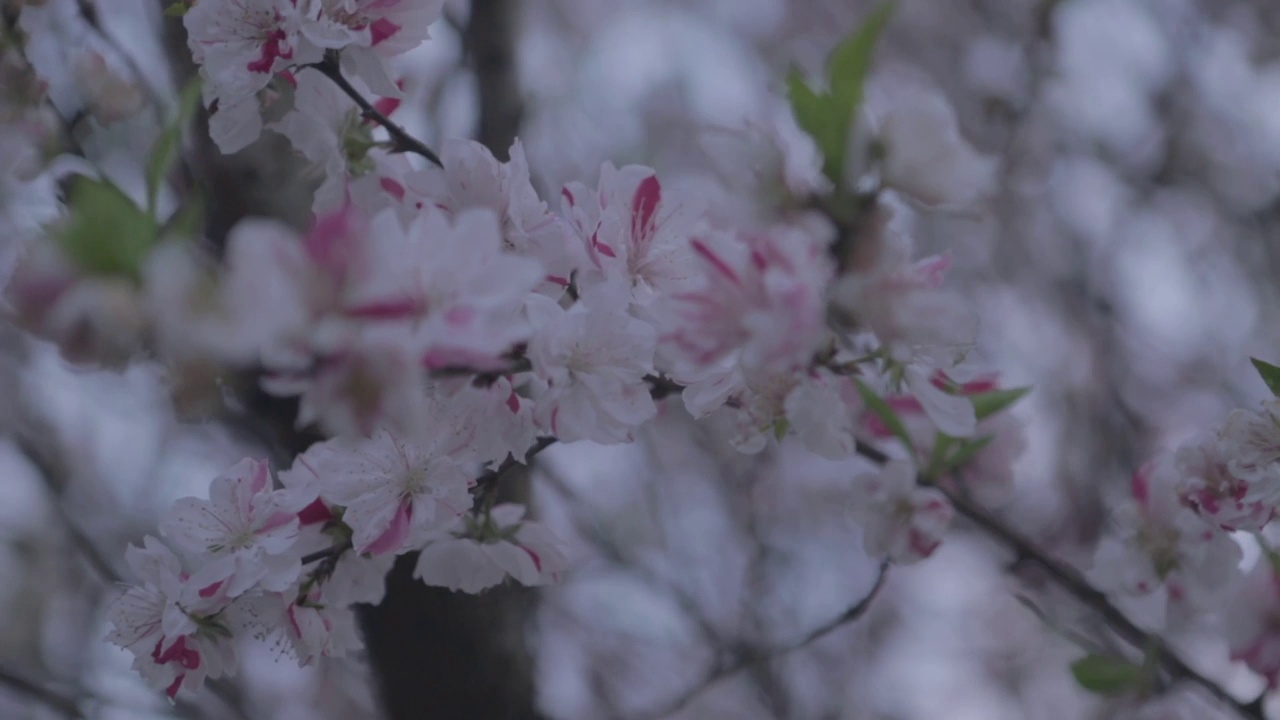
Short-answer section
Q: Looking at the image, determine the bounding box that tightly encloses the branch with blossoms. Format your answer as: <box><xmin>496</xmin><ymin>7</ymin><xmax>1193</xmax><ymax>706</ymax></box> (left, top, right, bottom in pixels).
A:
<box><xmin>308</xmin><ymin>52</ymin><xmax>443</xmax><ymax>166</ymax></box>
<box><xmin>6</xmin><ymin>1</ymin><xmax>1280</xmax><ymax>717</ymax></box>
<box><xmin>853</xmin><ymin>439</ymin><xmax>1268</xmax><ymax>720</ymax></box>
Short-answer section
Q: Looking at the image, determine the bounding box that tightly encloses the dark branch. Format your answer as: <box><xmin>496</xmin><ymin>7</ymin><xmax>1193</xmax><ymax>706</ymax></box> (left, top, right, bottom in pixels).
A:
<box><xmin>310</xmin><ymin>54</ymin><xmax>443</xmax><ymax>167</ymax></box>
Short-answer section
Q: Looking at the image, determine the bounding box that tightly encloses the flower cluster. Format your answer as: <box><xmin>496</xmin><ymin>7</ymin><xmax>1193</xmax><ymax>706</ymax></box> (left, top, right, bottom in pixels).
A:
<box><xmin>108</xmin><ymin>440</ymin><xmax>568</xmax><ymax>699</ymax></box>
<box><xmin>1089</xmin><ymin>393</ymin><xmax>1280</xmax><ymax>683</ymax></box>
<box><xmin>0</xmin><ymin>0</ymin><xmax>1031</xmax><ymax>702</ymax></box>
<box><xmin>185</xmin><ymin>0</ymin><xmax>443</xmax><ymax>154</ymax></box>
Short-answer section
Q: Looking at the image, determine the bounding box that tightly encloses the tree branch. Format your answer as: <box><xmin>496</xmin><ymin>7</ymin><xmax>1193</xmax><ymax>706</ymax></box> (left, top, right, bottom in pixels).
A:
<box><xmin>310</xmin><ymin>54</ymin><xmax>443</xmax><ymax>167</ymax></box>
<box><xmin>629</xmin><ymin>562</ymin><xmax>891</xmax><ymax>720</ymax></box>
<box><xmin>853</xmin><ymin>439</ymin><xmax>1266</xmax><ymax>720</ymax></box>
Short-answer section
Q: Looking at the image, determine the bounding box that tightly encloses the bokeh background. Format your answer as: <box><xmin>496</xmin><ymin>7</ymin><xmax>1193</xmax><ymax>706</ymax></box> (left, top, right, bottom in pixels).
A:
<box><xmin>3</xmin><ymin>0</ymin><xmax>1280</xmax><ymax>718</ymax></box>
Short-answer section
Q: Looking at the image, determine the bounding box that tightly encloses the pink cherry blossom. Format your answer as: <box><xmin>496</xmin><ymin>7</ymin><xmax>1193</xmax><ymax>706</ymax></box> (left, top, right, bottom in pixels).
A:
<box><xmin>270</xmin><ymin>67</ymin><xmax>405</xmax><ymax>214</ymax></box>
<box><xmin>1175</xmin><ymin>432</ymin><xmax>1278</xmax><ymax>532</ymax></box>
<box><xmin>1220</xmin><ymin>398</ymin><xmax>1280</xmax><ymax>484</ymax></box>
<box><xmin>525</xmin><ymin>284</ymin><xmax>657</xmax><ymax>444</ymax></box>
<box><xmin>661</xmin><ymin>223</ymin><xmax>832</xmax><ymax>377</ymax></box>
<box><xmin>282</xmin><ymin>428</ymin><xmax>473</xmax><ymax>555</ymax></box>
<box><xmin>414</xmin><ymin>504</ymin><xmax>569</xmax><ymax>593</ymax></box>
<box><xmin>420</xmin><ymin>378</ymin><xmax>539</xmax><ymax>467</ymax></box>
<box><xmin>1224</xmin><ymin>557</ymin><xmax>1280</xmax><ymax>687</ymax></box>
<box><xmin>1089</xmin><ymin>455</ymin><xmax>1242</xmax><ymax>616</ymax></box>
<box><xmin>834</xmin><ymin>251</ymin><xmax>978</xmax><ymax>369</ymax></box>
<box><xmin>562</xmin><ymin>164</ymin><xmax>705</xmax><ymax>308</ymax></box>
<box><xmin>342</xmin><ymin>206</ymin><xmax>544</xmax><ymax>372</ymax></box>
<box><xmin>783</xmin><ymin>370</ymin><xmax>864</xmax><ymax>459</ymax></box>
<box><xmin>413</xmin><ymin>138</ymin><xmax>583</xmax><ymax>296</ymax></box>
<box><xmin>185</xmin><ymin>0</ymin><xmax>319</xmax><ymax>151</ymax></box>
<box><xmin>105</xmin><ymin>538</ymin><xmax>237</xmax><ymax>700</ymax></box>
<box><xmin>161</xmin><ymin>458</ymin><xmax>306</xmax><ymax>597</ymax></box>
<box><xmin>850</xmin><ymin>459</ymin><xmax>954</xmax><ymax>563</ymax></box>
<box><xmin>298</xmin><ymin>0</ymin><xmax>444</xmax><ymax>95</ymax></box>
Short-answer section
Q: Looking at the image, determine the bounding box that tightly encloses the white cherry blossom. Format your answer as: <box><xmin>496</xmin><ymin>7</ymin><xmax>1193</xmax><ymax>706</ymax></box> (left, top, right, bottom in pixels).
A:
<box><xmin>850</xmin><ymin>459</ymin><xmax>953</xmax><ymax>563</ymax></box>
<box><xmin>414</xmin><ymin>504</ymin><xmax>569</xmax><ymax>593</ymax></box>
<box><xmin>1089</xmin><ymin>455</ymin><xmax>1242</xmax><ymax>617</ymax></box>
<box><xmin>525</xmin><ymin>284</ymin><xmax>657</xmax><ymax>444</ymax></box>
<box><xmin>282</xmin><ymin>428</ymin><xmax>473</xmax><ymax>555</ymax></box>
<box><xmin>161</xmin><ymin>458</ymin><xmax>307</xmax><ymax>597</ymax></box>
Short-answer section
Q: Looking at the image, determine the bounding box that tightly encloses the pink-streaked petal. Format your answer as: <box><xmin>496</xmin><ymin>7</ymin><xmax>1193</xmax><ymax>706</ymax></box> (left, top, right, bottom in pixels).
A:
<box><xmin>362</xmin><ymin>499</ymin><xmax>412</xmax><ymax>556</ymax></box>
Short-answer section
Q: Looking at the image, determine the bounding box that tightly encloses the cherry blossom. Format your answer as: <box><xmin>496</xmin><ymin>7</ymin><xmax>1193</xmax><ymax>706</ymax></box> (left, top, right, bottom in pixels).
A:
<box><xmin>271</xmin><ymin>66</ymin><xmax>395</xmax><ymax>213</ymax></box>
<box><xmin>1089</xmin><ymin>455</ymin><xmax>1242</xmax><ymax>616</ymax></box>
<box><xmin>105</xmin><ymin>538</ymin><xmax>237</xmax><ymax>700</ymax></box>
<box><xmin>850</xmin><ymin>459</ymin><xmax>954</xmax><ymax>563</ymax></box>
<box><xmin>413</xmin><ymin>138</ymin><xmax>582</xmax><ymax>296</ymax></box>
<box><xmin>185</xmin><ymin>0</ymin><xmax>318</xmax><ymax>151</ymax></box>
<box><xmin>783</xmin><ymin>370</ymin><xmax>864</xmax><ymax>459</ymax></box>
<box><xmin>342</xmin><ymin>206</ymin><xmax>544</xmax><ymax>372</ymax></box>
<box><xmin>1220</xmin><ymin>398</ymin><xmax>1280</xmax><ymax>483</ymax></box>
<box><xmin>660</xmin><ymin>223</ymin><xmax>833</xmax><ymax>377</ymax></box>
<box><xmin>525</xmin><ymin>284</ymin><xmax>657</xmax><ymax>444</ymax></box>
<box><xmin>281</xmin><ymin>428</ymin><xmax>473</xmax><ymax>555</ymax></box>
<box><xmin>298</xmin><ymin>0</ymin><xmax>445</xmax><ymax>96</ymax></box>
<box><xmin>562</xmin><ymin>163</ymin><xmax>705</xmax><ymax>309</ymax></box>
<box><xmin>1175</xmin><ymin>432</ymin><xmax>1278</xmax><ymax>532</ymax></box>
<box><xmin>420</xmin><ymin>378</ymin><xmax>540</xmax><ymax>467</ymax></box>
<box><xmin>834</xmin><ymin>250</ymin><xmax>978</xmax><ymax>370</ymax></box>
<box><xmin>1224</xmin><ymin>556</ymin><xmax>1280</xmax><ymax>687</ymax></box>
<box><xmin>414</xmin><ymin>504</ymin><xmax>569</xmax><ymax>593</ymax></box>
<box><xmin>160</xmin><ymin>458</ymin><xmax>307</xmax><ymax>597</ymax></box>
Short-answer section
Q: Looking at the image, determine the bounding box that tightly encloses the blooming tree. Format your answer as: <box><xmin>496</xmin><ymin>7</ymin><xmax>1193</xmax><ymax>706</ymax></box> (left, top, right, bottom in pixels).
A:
<box><xmin>3</xmin><ymin>1</ymin><xmax>1280</xmax><ymax>719</ymax></box>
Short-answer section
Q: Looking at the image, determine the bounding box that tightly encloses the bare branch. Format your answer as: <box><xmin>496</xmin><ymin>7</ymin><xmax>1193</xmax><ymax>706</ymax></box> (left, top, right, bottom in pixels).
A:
<box><xmin>629</xmin><ymin>563</ymin><xmax>891</xmax><ymax>720</ymax></box>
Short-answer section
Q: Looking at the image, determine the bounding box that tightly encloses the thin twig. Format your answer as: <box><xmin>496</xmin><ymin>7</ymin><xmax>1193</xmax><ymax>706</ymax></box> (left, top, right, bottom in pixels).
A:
<box><xmin>629</xmin><ymin>563</ymin><xmax>891</xmax><ymax>720</ymax></box>
<box><xmin>310</xmin><ymin>54</ymin><xmax>443</xmax><ymax>166</ymax></box>
<box><xmin>853</xmin><ymin>439</ymin><xmax>1266</xmax><ymax>720</ymax></box>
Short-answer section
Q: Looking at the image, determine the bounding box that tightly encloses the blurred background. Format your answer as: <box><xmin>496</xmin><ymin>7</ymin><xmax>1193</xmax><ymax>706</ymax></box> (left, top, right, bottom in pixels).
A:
<box><xmin>3</xmin><ymin>0</ymin><xmax>1280</xmax><ymax>718</ymax></box>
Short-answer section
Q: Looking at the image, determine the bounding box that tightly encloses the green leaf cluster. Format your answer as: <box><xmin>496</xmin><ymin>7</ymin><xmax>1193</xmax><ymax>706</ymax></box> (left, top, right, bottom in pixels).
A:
<box><xmin>786</xmin><ymin>2</ymin><xmax>894</xmax><ymax>192</ymax></box>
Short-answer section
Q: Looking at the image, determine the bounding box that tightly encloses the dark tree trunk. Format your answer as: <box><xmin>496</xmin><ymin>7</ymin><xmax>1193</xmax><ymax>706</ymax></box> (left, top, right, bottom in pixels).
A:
<box><xmin>355</xmin><ymin>3</ymin><xmax>541</xmax><ymax>711</ymax></box>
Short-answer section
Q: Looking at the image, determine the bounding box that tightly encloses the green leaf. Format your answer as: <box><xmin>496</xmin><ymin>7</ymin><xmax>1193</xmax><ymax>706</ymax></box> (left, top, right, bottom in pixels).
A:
<box><xmin>940</xmin><ymin>435</ymin><xmax>994</xmax><ymax>474</ymax></box>
<box><xmin>923</xmin><ymin>433</ymin><xmax>955</xmax><ymax>479</ymax></box>
<box><xmin>772</xmin><ymin>417</ymin><xmax>791</xmax><ymax>442</ymax></box>
<box><xmin>163</xmin><ymin>2</ymin><xmax>190</xmax><ymax>17</ymax></box>
<box><xmin>161</xmin><ymin>194</ymin><xmax>205</xmax><ymax>241</ymax></box>
<box><xmin>58</xmin><ymin>176</ymin><xmax>157</xmax><ymax>279</ymax></box>
<box><xmin>1069</xmin><ymin>654</ymin><xmax>1144</xmax><ymax>695</ymax></box>
<box><xmin>1251</xmin><ymin>358</ymin><xmax>1280</xmax><ymax>397</ymax></box>
<box><xmin>825</xmin><ymin>1</ymin><xmax>895</xmax><ymax>134</ymax></box>
<box><xmin>785</xmin><ymin>2</ymin><xmax>895</xmax><ymax>191</ymax></box>
<box><xmin>855</xmin><ymin>378</ymin><xmax>916</xmax><ymax>456</ymax></box>
<box><xmin>145</xmin><ymin>77</ymin><xmax>202</xmax><ymax>214</ymax></box>
<box><xmin>969</xmin><ymin>386</ymin><xmax>1031</xmax><ymax>421</ymax></box>
<box><xmin>787</xmin><ymin>70</ymin><xmax>841</xmax><ymax>182</ymax></box>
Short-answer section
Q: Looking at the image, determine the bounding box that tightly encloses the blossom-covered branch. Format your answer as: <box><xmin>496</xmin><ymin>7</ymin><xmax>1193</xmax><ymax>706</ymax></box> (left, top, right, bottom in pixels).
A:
<box><xmin>854</xmin><ymin>439</ymin><xmax>1266</xmax><ymax>720</ymax></box>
